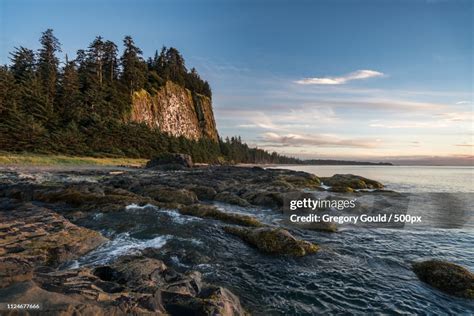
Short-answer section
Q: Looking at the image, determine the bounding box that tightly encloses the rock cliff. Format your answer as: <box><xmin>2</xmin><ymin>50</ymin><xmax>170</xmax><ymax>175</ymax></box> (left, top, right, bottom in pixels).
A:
<box><xmin>129</xmin><ymin>81</ymin><xmax>219</xmax><ymax>141</ymax></box>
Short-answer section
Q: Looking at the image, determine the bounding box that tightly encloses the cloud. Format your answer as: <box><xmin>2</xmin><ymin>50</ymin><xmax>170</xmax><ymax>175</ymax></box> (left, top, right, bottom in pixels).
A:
<box><xmin>295</xmin><ymin>70</ymin><xmax>385</xmax><ymax>85</ymax></box>
<box><xmin>261</xmin><ymin>132</ymin><xmax>377</xmax><ymax>148</ymax></box>
<box><xmin>455</xmin><ymin>100</ymin><xmax>472</xmax><ymax>105</ymax></box>
<box><xmin>369</xmin><ymin>122</ymin><xmax>449</xmax><ymax>129</ymax></box>
<box><xmin>436</xmin><ymin>112</ymin><xmax>474</xmax><ymax>122</ymax></box>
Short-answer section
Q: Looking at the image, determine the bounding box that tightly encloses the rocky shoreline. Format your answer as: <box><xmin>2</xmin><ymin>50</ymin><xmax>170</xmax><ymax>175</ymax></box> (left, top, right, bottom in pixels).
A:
<box><xmin>0</xmin><ymin>163</ymin><xmax>472</xmax><ymax>315</ymax></box>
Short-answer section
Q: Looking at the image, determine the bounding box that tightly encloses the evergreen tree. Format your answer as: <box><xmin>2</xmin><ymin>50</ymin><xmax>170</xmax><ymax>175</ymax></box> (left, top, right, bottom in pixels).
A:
<box><xmin>9</xmin><ymin>47</ymin><xmax>36</xmax><ymax>82</ymax></box>
<box><xmin>103</xmin><ymin>40</ymin><xmax>118</xmax><ymax>82</ymax></box>
<box><xmin>37</xmin><ymin>29</ymin><xmax>61</xmax><ymax>112</ymax></box>
<box><xmin>121</xmin><ymin>35</ymin><xmax>147</xmax><ymax>94</ymax></box>
<box><xmin>58</xmin><ymin>56</ymin><xmax>81</xmax><ymax>121</ymax></box>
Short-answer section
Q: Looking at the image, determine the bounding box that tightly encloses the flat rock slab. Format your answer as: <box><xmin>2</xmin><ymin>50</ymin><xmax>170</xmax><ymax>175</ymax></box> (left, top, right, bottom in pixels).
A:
<box><xmin>0</xmin><ymin>199</ymin><xmax>107</xmax><ymax>287</ymax></box>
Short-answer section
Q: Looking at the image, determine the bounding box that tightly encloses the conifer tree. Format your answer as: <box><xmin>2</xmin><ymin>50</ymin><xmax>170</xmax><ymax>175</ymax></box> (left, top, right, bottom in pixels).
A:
<box><xmin>121</xmin><ymin>35</ymin><xmax>147</xmax><ymax>94</ymax></box>
<box><xmin>37</xmin><ymin>29</ymin><xmax>61</xmax><ymax>112</ymax></box>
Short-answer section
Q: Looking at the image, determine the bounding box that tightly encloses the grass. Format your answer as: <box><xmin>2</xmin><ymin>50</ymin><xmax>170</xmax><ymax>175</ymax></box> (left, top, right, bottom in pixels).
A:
<box><xmin>0</xmin><ymin>152</ymin><xmax>147</xmax><ymax>167</ymax></box>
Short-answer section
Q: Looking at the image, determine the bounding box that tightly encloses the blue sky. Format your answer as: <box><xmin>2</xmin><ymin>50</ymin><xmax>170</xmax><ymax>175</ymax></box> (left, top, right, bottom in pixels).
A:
<box><xmin>1</xmin><ymin>0</ymin><xmax>472</xmax><ymax>163</ymax></box>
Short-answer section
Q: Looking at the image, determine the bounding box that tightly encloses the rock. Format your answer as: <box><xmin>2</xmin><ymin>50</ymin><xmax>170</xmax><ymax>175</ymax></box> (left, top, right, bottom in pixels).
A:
<box><xmin>179</xmin><ymin>204</ymin><xmax>264</xmax><ymax>227</ymax></box>
<box><xmin>162</xmin><ymin>286</ymin><xmax>248</xmax><ymax>316</ymax></box>
<box><xmin>214</xmin><ymin>192</ymin><xmax>250</xmax><ymax>207</ymax></box>
<box><xmin>330</xmin><ymin>186</ymin><xmax>354</xmax><ymax>193</ymax></box>
<box><xmin>291</xmin><ymin>221</ymin><xmax>338</xmax><ymax>233</ymax></box>
<box><xmin>32</xmin><ymin>184</ymin><xmax>154</xmax><ymax>212</ymax></box>
<box><xmin>224</xmin><ymin>226</ymin><xmax>319</xmax><ymax>256</ymax></box>
<box><xmin>187</xmin><ymin>185</ymin><xmax>217</xmax><ymax>200</ymax></box>
<box><xmin>32</xmin><ymin>267</ymin><xmax>167</xmax><ymax>314</ymax></box>
<box><xmin>0</xmin><ymin>200</ymin><xmax>107</xmax><ymax>287</ymax></box>
<box><xmin>413</xmin><ymin>260</ymin><xmax>474</xmax><ymax>299</ymax></box>
<box><xmin>0</xmin><ymin>253</ymin><xmax>246</xmax><ymax>315</ymax></box>
<box><xmin>241</xmin><ymin>190</ymin><xmax>284</xmax><ymax>208</ymax></box>
<box><xmin>144</xmin><ymin>187</ymin><xmax>198</xmax><ymax>205</ymax></box>
<box><xmin>269</xmin><ymin>180</ymin><xmax>295</xmax><ymax>189</ymax></box>
<box><xmin>95</xmin><ymin>255</ymin><xmax>203</xmax><ymax>297</ymax></box>
<box><xmin>0</xmin><ymin>257</ymin><xmax>34</xmax><ymax>288</ymax></box>
<box><xmin>277</xmin><ymin>172</ymin><xmax>320</xmax><ymax>188</ymax></box>
<box><xmin>146</xmin><ymin>153</ymin><xmax>193</xmax><ymax>169</ymax></box>
<box><xmin>0</xmin><ymin>281</ymin><xmax>123</xmax><ymax>316</ymax></box>
<box><xmin>320</xmin><ymin>174</ymin><xmax>383</xmax><ymax>190</ymax></box>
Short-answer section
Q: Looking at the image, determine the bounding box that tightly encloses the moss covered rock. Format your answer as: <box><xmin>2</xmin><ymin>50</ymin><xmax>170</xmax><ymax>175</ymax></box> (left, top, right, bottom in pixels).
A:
<box><xmin>321</xmin><ymin>174</ymin><xmax>383</xmax><ymax>190</ymax></box>
<box><xmin>214</xmin><ymin>192</ymin><xmax>250</xmax><ymax>207</ymax></box>
<box><xmin>330</xmin><ymin>186</ymin><xmax>354</xmax><ymax>193</ymax></box>
<box><xmin>224</xmin><ymin>226</ymin><xmax>319</xmax><ymax>256</ymax></box>
<box><xmin>413</xmin><ymin>260</ymin><xmax>474</xmax><ymax>299</ymax></box>
<box><xmin>278</xmin><ymin>173</ymin><xmax>320</xmax><ymax>188</ymax></box>
<box><xmin>187</xmin><ymin>185</ymin><xmax>217</xmax><ymax>200</ymax></box>
<box><xmin>145</xmin><ymin>187</ymin><xmax>198</xmax><ymax>205</ymax></box>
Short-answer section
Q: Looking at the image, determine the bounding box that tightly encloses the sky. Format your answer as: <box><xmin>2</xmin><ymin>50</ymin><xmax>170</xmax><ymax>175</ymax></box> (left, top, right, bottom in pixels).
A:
<box><xmin>1</xmin><ymin>0</ymin><xmax>472</xmax><ymax>164</ymax></box>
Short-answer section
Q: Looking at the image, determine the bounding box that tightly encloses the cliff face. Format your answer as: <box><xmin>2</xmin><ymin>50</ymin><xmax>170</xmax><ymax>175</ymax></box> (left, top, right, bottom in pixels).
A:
<box><xmin>129</xmin><ymin>81</ymin><xmax>218</xmax><ymax>141</ymax></box>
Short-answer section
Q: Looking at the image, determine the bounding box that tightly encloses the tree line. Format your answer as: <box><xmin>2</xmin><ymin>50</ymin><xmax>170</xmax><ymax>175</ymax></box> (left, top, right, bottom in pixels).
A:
<box><xmin>0</xmin><ymin>29</ymin><xmax>301</xmax><ymax>164</ymax></box>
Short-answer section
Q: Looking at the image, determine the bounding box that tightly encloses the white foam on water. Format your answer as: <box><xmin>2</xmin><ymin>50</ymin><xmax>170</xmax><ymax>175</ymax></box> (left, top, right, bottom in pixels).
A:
<box><xmin>159</xmin><ymin>209</ymin><xmax>202</xmax><ymax>224</ymax></box>
<box><xmin>92</xmin><ymin>213</ymin><xmax>104</xmax><ymax>220</ymax></box>
<box><xmin>125</xmin><ymin>203</ymin><xmax>202</xmax><ymax>224</ymax></box>
<box><xmin>320</xmin><ymin>183</ymin><xmax>331</xmax><ymax>190</ymax></box>
<box><xmin>80</xmin><ymin>232</ymin><xmax>170</xmax><ymax>266</ymax></box>
<box><xmin>125</xmin><ymin>203</ymin><xmax>157</xmax><ymax>210</ymax></box>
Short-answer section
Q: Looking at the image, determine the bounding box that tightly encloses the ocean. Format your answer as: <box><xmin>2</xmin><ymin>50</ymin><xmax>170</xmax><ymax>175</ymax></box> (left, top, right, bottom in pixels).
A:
<box><xmin>74</xmin><ymin>165</ymin><xmax>474</xmax><ymax>315</ymax></box>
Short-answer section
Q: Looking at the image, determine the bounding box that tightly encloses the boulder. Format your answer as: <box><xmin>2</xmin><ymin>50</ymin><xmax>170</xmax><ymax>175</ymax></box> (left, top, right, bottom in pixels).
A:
<box><xmin>277</xmin><ymin>173</ymin><xmax>320</xmax><ymax>188</ymax></box>
<box><xmin>330</xmin><ymin>186</ymin><xmax>354</xmax><ymax>193</ymax></box>
<box><xmin>187</xmin><ymin>185</ymin><xmax>217</xmax><ymax>200</ymax></box>
<box><xmin>320</xmin><ymin>174</ymin><xmax>383</xmax><ymax>190</ymax></box>
<box><xmin>413</xmin><ymin>260</ymin><xmax>474</xmax><ymax>299</ymax></box>
<box><xmin>146</xmin><ymin>153</ymin><xmax>193</xmax><ymax>169</ymax></box>
<box><xmin>241</xmin><ymin>190</ymin><xmax>284</xmax><ymax>208</ymax></box>
<box><xmin>224</xmin><ymin>226</ymin><xmax>319</xmax><ymax>256</ymax></box>
<box><xmin>214</xmin><ymin>192</ymin><xmax>250</xmax><ymax>207</ymax></box>
<box><xmin>147</xmin><ymin>187</ymin><xmax>198</xmax><ymax>205</ymax></box>
<box><xmin>162</xmin><ymin>286</ymin><xmax>248</xmax><ymax>316</ymax></box>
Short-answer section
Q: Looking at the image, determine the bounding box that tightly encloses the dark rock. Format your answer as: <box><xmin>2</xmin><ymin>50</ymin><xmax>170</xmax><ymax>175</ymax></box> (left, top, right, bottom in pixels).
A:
<box><xmin>413</xmin><ymin>260</ymin><xmax>474</xmax><ymax>299</ymax></box>
<box><xmin>215</xmin><ymin>192</ymin><xmax>250</xmax><ymax>207</ymax></box>
<box><xmin>146</xmin><ymin>153</ymin><xmax>193</xmax><ymax>169</ymax></box>
<box><xmin>162</xmin><ymin>286</ymin><xmax>248</xmax><ymax>316</ymax></box>
<box><xmin>143</xmin><ymin>187</ymin><xmax>198</xmax><ymax>205</ymax></box>
<box><xmin>277</xmin><ymin>172</ymin><xmax>320</xmax><ymax>188</ymax></box>
<box><xmin>32</xmin><ymin>183</ymin><xmax>154</xmax><ymax>212</ymax></box>
<box><xmin>330</xmin><ymin>186</ymin><xmax>354</xmax><ymax>193</ymax></box>
<box><xmin>224</xmin><ymin>226</ymin><xmax>319</xmax><ymax>256</ymax></box>
<box><xmin>0</xmin><ymin>253</ymin><xmax>247</xmax><ymax>315</ymax></box>
<box><xmin>321</xmin><ymin>174</ymin><xmax>383</xmax><ymax>190</ymax></box>
<box><xmin>187</xmin><ymin>185</ymin><xmax>217</xmax><ymax>200</ymax></box>
<box><xmin>241</xmin><ymin>190</ymin><xmax>284</xmax><ymax>208</ymax></box>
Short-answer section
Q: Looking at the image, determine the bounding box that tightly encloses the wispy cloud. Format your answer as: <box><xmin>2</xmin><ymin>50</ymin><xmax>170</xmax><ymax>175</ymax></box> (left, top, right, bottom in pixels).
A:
<box><xmin>369</xmin><ymin>122</ymin><xmax>449</xmax><ymax>129</ymax></box>
<box><xmin>455</xmin><ymin>100</ymin><xmax>472</xmax><ymax>105</ymax></box>
<box><xmin>436</xmin><ymin>112</ymin><xmax>474</xmax><ymax>122</ymax></box>
<box><xmin>261</xmin><ymin>132</ymin><xmax>377</xmax><ymax>148</ymax></box>
<box><xmin>295</xmin><ymin>69</ymin><xmax>384</xmax><ymax>85</ymax></box>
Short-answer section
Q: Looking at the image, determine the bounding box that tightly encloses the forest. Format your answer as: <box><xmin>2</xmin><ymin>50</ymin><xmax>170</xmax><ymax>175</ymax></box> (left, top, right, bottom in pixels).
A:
<box><xmin>0</xmin><ymin>29</ymin><xmax>301</xmax><ymax>164</ymax></box>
